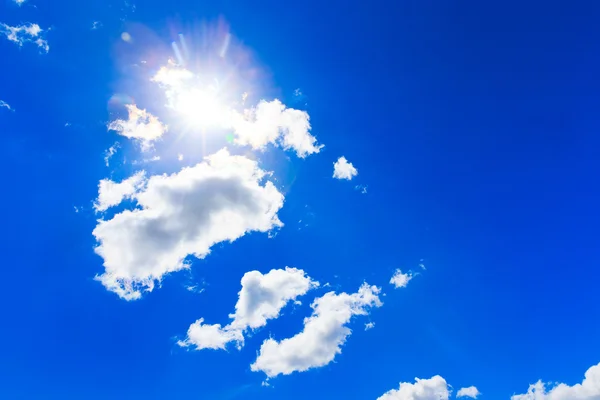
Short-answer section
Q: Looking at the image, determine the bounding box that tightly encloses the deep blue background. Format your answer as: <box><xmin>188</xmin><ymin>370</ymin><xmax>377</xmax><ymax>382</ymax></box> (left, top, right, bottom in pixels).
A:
<box><xmin>1</xmin><ymin>0</ymin><xmax>599</xmax><ymax>398</ymax></box>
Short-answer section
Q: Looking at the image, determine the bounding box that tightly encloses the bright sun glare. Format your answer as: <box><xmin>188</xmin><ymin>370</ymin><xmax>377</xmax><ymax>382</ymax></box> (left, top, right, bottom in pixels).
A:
<box><xmin>174</xmin><ymin>86</ymin><xmax>232</xmax><ymax>129</ymax></box>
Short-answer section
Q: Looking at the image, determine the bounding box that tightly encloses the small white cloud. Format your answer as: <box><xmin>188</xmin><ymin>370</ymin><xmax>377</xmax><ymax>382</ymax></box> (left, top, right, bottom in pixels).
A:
<box><xmin>333</xmin><ymin>156</ymin><xmax>358</xmax><ymax>180</ymax></box>
<box><xmin>91</xmin><ymin>21</ymin><xmax>102</xmax><ymax>30</ymax></box>
<box><xmin>94</xmin><ymin>171</ymin><xmax>146</xmax><ymax>212</ymax></box>
<box><xmin>231</xmin><ymin>99</ymin><xmax>323</xmax><ymax>158</ymax></box>
<box><xmin>0</xmin><ymin>23</ymin><xmax>49</xmax><ymax>52</ymax></box>
<box><xmin>511</xmin><ymin>362</ymin><xmax>600</xmax><ymax>400</ymax></box>
<box><xmin>179</xmin><ymin>267</ymin><xmax>318</xmax><ymax>350</ymax></box>
<box><xmin>251</xmin><ymin>283</ymin><xmax>382</xmax><ymax>377</ymax></box>
<box><xmin>377</xmin><ymin>375</ymin><xmax>450</xmax><ymax>400</ymax></box>
<box><xmin>0</xmin><ymin>100</ymin><xmax>13</xmax><ymax>111</ymax></box>
<box><xmin>93</xmin><ymin>149</ymin><xmax>284</xmax><ymax>300</ymax></box>
<box><xmin>457</xmin><ymin>386</ymin><xmax>481</xmax><ymax>398</ymax></box>
<box><xmin>390</xmin><ymin>269</ymin><xmax>413</xmax><ymax>289</ymax></box>
<box><xmin>178</xmin><ymin>154</ymin><xmax>184</xmax><ymax>161</ymax></box>
<box><xmin>293</xmin><ymin>88</ymin><xmax>302</xmax><ymax>97</ymax></box>
<box><xmin>108</xmin><ymin>104</ymin><xmax>167</xmax><ymax>151</ymax></box>
<box><xmin>13</xmin><ymin>0</ymin><xmax>26</xmax><ymax>6</ymax></box>
<box><xmin>104</xmin><ymin>142</ymin><xmax>120</xmax><ymax>167</ymax></box>
<box><xmin>365</xmin><ymin>322</ymin><xmax>375</xmax><ymax>330</ymax></box>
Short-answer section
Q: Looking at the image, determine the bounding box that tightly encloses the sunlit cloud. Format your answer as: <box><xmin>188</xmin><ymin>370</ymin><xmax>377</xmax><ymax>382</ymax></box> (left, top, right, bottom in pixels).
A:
<box><xmin>179</xmin><ymin>267</ymin><xmax>318</xmax><ymax>350</ymax></box>
<box><xmin>92</xmin><ymin>149</ymin><xmax>284</xmax><ymax>300</ymax></box>
<box><xmin>0</xmin><ymin>23</ymin><xmax>49</xmax><ymax>52</ymax></box>
<box><xmin>251</xmin><ymin>283</ymin><xmax>382</xmax><ymax>377</ymax></box>
<box><xmin>107</xmin><ymin>104</ymin><xmax>167</xmax><ymax>151</ymax></box>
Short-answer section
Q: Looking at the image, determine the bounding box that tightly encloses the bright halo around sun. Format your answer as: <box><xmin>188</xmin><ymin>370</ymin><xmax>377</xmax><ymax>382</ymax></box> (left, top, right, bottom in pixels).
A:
<box><xmin>152</xmin><ymin>63</ymin><xmax>235</xmax><ymax>130</ymax></box>
<box><xmin>173</xmin><ymin>86</ymin><xmax>232</xmax><ymax>128</ymax></box>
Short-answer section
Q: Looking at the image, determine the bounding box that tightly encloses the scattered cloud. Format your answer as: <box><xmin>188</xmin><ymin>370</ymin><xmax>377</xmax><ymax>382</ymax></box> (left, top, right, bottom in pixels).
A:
<box><xmin>377</xmin><ymin>375</ymin><xmax>450</xmax><ymax>400</ymax></box>
<box><xmin>390</xmin><ymin>269</ymin><xmax>413</xmax><ymax>289</ymax></box>
<box><xmin>0</xmin><ymin>23</ymin><xmax>49</xmax><ymax>52</ymax></box>
<box><xmin>293</xmin><ymin>88</ymin><xmax>302</xmax><ymax>97</ymax></box>
<box><xmin>104</xmin><ymin>142</ymin><xmax>120</xmax><ymax>167</ymax></box>
<box><xmin>511</xmin><ymin>362</ymin><xmax>600</xmax><ymax>400</ymax></box>
<box><xmin>0</xmin><ymin>100</ymin><xmax>13</xmax><ymax>111</ymax></box>
<box><xmin>355</xmin><ymin>184</ymin><xmax>368</xmax><ymax>194</ymax></box>
<box><xmin>457</xmin><ymin>386</ymin><xmax>481</xmax><ymax>398</ymax></box>
<box><xmin>251</xmin><ymin>283</ymin><xmax>382</xmax><ymax>377</ymax></box>
<box><xmin>333</xmin><ymin>156</ymin><xmax>358</xmax><ymax>180</ymax></box>
<box><xmin>94</xmin><ymin>171</ymin><xmax>146</xmax><ymax>212</ymax></box>
<box><xmin>108</xmin><ymin>104</ymin><xmax>167</xmax><ymax>151</ymax></box>
<box><xmin>365</xmin><ymin>322</ymin><xmax>375</xmax><ymax>330</ymax></box>
<box><xmin>92</xmin><ymin>149</ymin><xmax>284</xmax><ymax>300</ymax></box>
<box><xmin>179</xmin><ymin>267</ymin><xmax>318</xmax><ymax>350</ymax></box>
<box><xmin>91</xmin><ymin>21</ymin><xmax>102</xmax><ymax>30</ymax></box>
<box><xmin>13</xmin><ymin>0</ymin><xmax>26</xmax><ymax>6</ymax></box>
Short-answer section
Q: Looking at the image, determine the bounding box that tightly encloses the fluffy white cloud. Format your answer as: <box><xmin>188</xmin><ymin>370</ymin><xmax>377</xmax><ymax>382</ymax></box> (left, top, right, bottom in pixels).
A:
<box><xmin>511</xmin><ymin>362</ymin><xmax>600</xmax><ymax>400</ymax></box>
<box><xmin>108</xmin><ymin>104</ymin><xmax>167</xmax><ymax>150</ymax></box>
<box><xmin>377</xmin><ymin>375</ymin><xmax>450</xmax><ymax>400</ymax></box>
<box><xmin>333</xmin><ymin>156</ymin><xmax>358</xmax><ymax>180</ymax></box>
<box><xmin>151</xmin><ymin>64</ymin><xmax>323</xmax><ymax>158</ymax></box>
<box><xmin>390</xmin><ymin>269</ymin><xmax>413</xmax><ymax>288</ymax></box>
<box><xmin>179</xmin><ymin>267</ymin><xmax>318</xmax><ymax>350</ymax></box>
<box><xmin>251</xmin><ymin>283</ymin><xmax>382</xmax><ymax>377</ymax></box>
<box><xmin>92</xmin><ymin>149</ymin><xmax>284</xmax><ymax>300</ymax></box>
<box><xmin>0</xmin><ymin>23</ymin><xmax>49</xmax><ymax>52</ymax></box>
<box><xmin>457</xmin><ymin>386</ymin><xmax>481</xmax><ymax>398</ymax></box>
<box><xmin>94</xmin><ymin>171</ymin><xmax>146</xmax><ymax>212</ymax></box>
<box><xmin>231</xmin><ymin>99</ymin><xmax>323</xmax><ymax>158</ymax></box>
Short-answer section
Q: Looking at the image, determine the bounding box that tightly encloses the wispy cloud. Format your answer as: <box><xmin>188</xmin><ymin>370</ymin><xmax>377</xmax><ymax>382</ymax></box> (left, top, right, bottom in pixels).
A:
<box><xmin>0</xmin><ymin>100</ymin><xmax>14</xmax><ymax>112</ymax></box>
<box><xmin>13</xmin><ymin>0</ymin><xmax>27</xmax><ymax>6</ymax></box>
<box><xmin>0</xmin><ymin>23</ymin><xmax>49</xmax><ymax>52</ymax></box>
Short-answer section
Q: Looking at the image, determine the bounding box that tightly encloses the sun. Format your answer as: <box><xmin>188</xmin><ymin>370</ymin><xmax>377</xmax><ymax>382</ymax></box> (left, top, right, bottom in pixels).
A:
<box><xmin>173</xmin><ymin>86</ymin><xmax>232</xmax><ymax>129</ymax></box>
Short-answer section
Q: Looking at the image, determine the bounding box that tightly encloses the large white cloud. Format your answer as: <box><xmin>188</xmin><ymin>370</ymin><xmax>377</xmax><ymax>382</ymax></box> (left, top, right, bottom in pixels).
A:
<box><xmin>94</xmin><ymin>171</ymin><xmax>146</xmax><ymax>212</ymax></box>
<box><xmin>457</xmin><ymin>386</ymin><xmax>481</xmax><ymax>398</ymax></box>
<box><xmin>512</xmin><ymin>362</ymin><xmax>600</xmax><ymax>400</ymax></box>
<box><xmin>333</xmin><ymin>156</ymin><xmax>358</xmax><ymax>180</ymax></box>
<box><xmin>179</xmin><ymin>267</ymin><xmax>318</xmax><ymax>350</ymax></box>
<box><xmin>92</xmin><ymin>149</ymin><xmax>284</xmax><ymax>300</ymax></box>
<box><xmin>377</xmin><ymin>375</ymin><xmax>450</xmax><ymax>400</ymax></box>
<box><xmin>108</xmin><ymin>104</ymin><xmax>167</xmax><ymax>150</ymax></box>
<box><xmin>0</xmin><ymin>22</ymin><xmax>49</xmax><ymax>52</ymax></box>
<box><xmin>250</xmin><ymin>282</ymin><xmax>382</xmax><ymax>377</ymax></box>
<box><xmin>151</xmin><ymin>65</ymin><xmax>323</xmax><ymax>158</ymax></box>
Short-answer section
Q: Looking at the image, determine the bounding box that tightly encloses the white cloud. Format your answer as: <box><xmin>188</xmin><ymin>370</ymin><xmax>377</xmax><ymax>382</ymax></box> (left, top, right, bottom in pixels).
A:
<box><xmin>94</xmin><ymin>171</ymin><xmax>146</xmax><ymax>212</ymax></box>
<box><xmin>0</xmin><ymin>23</ymin><xmax>49</xmax><ymax>52</ymax></box>
<box><xmin>232</xmin><ymin>99</ymin><xmax>323</xmax><ymax>158</ymax></box>
<box><xmin>0</xmin><ymin>100</ymin><xmax>13</xmax><ymax>111</ymax></box>
<box><xmin>333</xmin><ymin>156</ymin><xmax>358</xmax><ymax>180</ymax></box>
<box><xmin>377</xmin><ymin>375</ymin><xmax>450</xmax><ymax>400</ymax></box>
<box><xmin>13</xmin><ymin>0</ymin><xmax>26</xmax><ymax>5</ymax></box>
<box><xmin>151</xmin><ymin>64</ymin><xmax>323</xmax><ymax>158</ymax></box>
<box><xmin>511</xmin><ymin>362</ymin><xmax>600</xmax><ymax>400</ymax></box>
<box><xmin>108</xmin><ymin>104</ymin><xmax>167</xmax><ymax>150</ymax></box>
<box><xmin>104</xmin><ymin>142</ymin><xmax>120</xmax><ymax>167</ymax></box>
<box><xmin>92</xmin><ymin>149</ymin><xmax>284</xmax><ymax>300</ymax></box>
<box><xmin>457</xmin><ymin>386</ymin><xmax>481</xmax><ymax>398</ymax></box>
<box><xmin>179</xmin><ymin>267</ymin><xmax>318</xmax><ymax>350</ymax></box>
<box><xmin>390</xmin><ymin>269</ymin><xmax>413</xmax><ymax>289</ymax></box>
<box><xmin>251</xmin><ymin>282</ymin><xmax>382</xmax><ymax>377</ymax></box>
<box><xmin>91</xmin><ymin>21</ymin><xmax>102</xmax><ymax>30</ymax></box>
<box><xmin>365</xmin><ymin>322</ymin><xmax>375</xmax><ymax>330</ymax></box>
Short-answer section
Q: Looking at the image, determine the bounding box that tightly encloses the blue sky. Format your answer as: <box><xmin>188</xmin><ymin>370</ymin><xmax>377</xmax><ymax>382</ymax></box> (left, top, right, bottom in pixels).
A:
<box><xmin>1</xmin><ymin>0</ymin><xmax>600</xmax><ymax>399</ymax></box>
